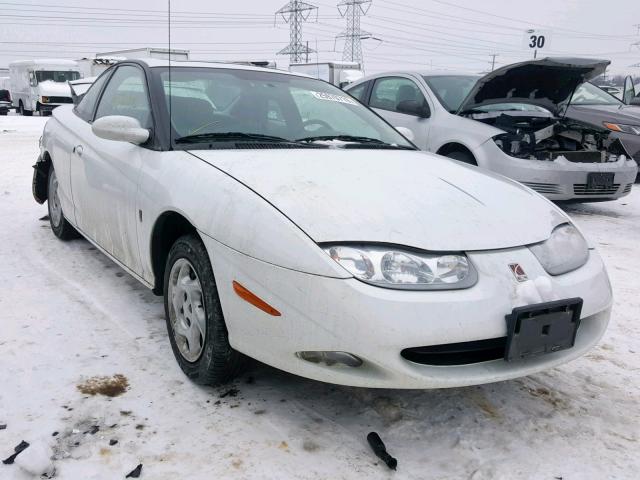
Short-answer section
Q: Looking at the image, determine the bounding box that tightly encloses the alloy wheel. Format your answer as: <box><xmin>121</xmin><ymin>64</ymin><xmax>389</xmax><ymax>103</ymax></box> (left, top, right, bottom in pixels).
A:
<box><xmin>167</xmin><ymin>258</ymin><xmax>207</xmax><ymax>362</ymax></box>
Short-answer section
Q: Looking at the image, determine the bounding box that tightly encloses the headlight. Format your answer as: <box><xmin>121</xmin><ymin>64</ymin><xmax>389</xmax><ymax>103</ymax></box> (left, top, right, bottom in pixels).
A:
<box><xmin>529</xmin><ymin>224</ymin><xmax>589</xmax><ymax>275</ymax></box>
<box><xmin>323</xmin><ymin>244</ymin><xmax>477</xmax><ymax>290</ymax></box>
<box><xmin>41</xmin><ymin>96</ymin><xmax>49</xmax><ymax>104</ymax></box>
<box><xmin>603</xmin><ymin>122</ymin><xmax>640</xmax><ymax>136</ymax></box>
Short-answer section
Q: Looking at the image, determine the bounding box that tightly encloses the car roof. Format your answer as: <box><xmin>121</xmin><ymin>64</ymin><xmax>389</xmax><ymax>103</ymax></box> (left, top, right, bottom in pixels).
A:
<box><xmin>357</xmin><ymin>70</ymin><xmax>477</xmax><ymax>79</ymax></box>
<box><xmin>130</xmin><ymin>58</ymin><xmax>309</xmax><ymax>78</ymax></box>
<box><xmin>346</xmin><ymin>70</ymin><xmax>479</xmax><ymax>88</ymax></box>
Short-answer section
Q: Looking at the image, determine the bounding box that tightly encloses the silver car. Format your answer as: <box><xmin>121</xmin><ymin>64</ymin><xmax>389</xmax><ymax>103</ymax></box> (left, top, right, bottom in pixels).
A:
<box><xmin>346</xmin><ymin>57</ymin><xmax>638</xmax><ymax>201</ymax></box>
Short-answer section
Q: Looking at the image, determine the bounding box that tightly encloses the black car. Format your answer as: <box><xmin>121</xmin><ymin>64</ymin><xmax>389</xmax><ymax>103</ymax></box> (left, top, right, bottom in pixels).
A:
<box><xmin>567</xmin><ymin>82</ymin><xmax>640</xmax><ymax>177</ymax></box>
<box><xmin>0</xmin><ymin>90</ymin><xmax>11</xmax><ymax>115</ymax></box>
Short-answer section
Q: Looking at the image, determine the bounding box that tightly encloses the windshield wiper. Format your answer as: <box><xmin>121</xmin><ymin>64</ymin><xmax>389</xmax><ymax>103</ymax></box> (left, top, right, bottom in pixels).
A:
<box><xmin>175</xmin><ymin>132</ymin><xmax>302</xmax><ymax>144</ymax></box>
<box><xmin>296</xmin><ymin>134</ymin><xmax>413</xmax><ymax>149</ymax></box>
<box><xmin>297</xmin><ymin>134</ymin><xmax>386</xmax><ymax>144</ymax></box>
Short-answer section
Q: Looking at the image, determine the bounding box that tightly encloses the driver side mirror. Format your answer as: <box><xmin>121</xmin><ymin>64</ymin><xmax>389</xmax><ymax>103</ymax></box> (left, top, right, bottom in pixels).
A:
<box><xmin>92</xmin><ymin>115</ymin><xmax>149</xmax><ymax>144</ymax></box>
<box><xmin>397</xmin><ymin>100</ymin><xmax>430</xmax><ymax>118</ymax></box>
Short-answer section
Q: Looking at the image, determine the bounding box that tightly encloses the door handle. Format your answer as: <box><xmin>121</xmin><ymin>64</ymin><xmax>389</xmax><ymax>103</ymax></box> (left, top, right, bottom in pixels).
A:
<box><xmin>73</xmin><ymin>145</ymin><xmax>83</xmax><ymax>156</ymax></box>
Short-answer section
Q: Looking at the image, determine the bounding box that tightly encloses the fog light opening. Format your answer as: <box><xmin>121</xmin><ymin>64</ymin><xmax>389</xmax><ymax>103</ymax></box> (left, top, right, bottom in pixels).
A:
<box><xmin>295</xmin><ymin>351</ymin><xmax>363</xmax><ymax>367</ymax></box>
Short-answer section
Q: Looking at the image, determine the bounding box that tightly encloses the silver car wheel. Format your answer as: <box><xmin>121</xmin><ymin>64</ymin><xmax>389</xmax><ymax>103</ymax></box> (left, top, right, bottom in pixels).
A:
<box><xmin>49</xmin><ymin>170</ymin><xmax>63</xmax><ymax>228</ymax></box>
<box><xmin>168</xmin><ymin>258</ymin><xmax>206</xmax><ymax>362</ymax></box>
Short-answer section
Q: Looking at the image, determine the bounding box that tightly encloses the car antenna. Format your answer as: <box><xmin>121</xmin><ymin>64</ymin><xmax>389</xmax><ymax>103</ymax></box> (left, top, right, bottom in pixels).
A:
<box><xmin>167</xmin><ymin>0</ymin><xmax>173</xmax><ymax>150</ymax></box>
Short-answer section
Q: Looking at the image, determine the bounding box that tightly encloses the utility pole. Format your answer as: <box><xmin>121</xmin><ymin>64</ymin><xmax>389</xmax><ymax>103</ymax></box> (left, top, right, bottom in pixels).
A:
<box><xmin>490</xmin><ymin>53</ymin><xmax>498</xmax><ymax>71</ymax></box>
<box><xmin>336</xmin><ymin>0</ymin><xmax>372</xmax><ymax>64</ymax></box>
<box><xmin>275</xmin><ymin>0</ymin><xmax>318</xmax><ymax>64</ymax></box>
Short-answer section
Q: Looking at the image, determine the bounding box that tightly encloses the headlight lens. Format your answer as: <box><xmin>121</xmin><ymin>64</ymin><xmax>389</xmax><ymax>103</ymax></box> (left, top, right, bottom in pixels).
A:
<box><xmin>529</xmin><ymin>224</ymin><xmax>589</xmax><ymax>275</ymax></box>
<box><xmin>323</xmin><ymin>244</ymin><xmax>477</xmax><ymax>290</ymax></box>
<box><xmin>603</xmin><ymin>122</ymin><xmax>640</xmax><ymax>136</ymax></box>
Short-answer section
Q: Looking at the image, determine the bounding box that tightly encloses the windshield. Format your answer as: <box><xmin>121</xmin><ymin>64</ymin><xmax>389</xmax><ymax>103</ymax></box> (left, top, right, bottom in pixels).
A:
<box><xmin>422</xmin><ymin>75</ymin><xmax>479</xmax><ymax>112</ymax></box>
<box><xmin>35</xmin><ymin>70</ymin><xmax>81</xmax><ymax>83</ymax></box>
<box><xmin>571</xmin><ymin>82</ymin><xmax>623</xmax><ymax>106</ymax></box>
<box><xmin>156</xmin><ymin>67</ymin><xmax>413</xmax><ymax>148</ymax></box>
<box><xmin>0</xmin><ymin>90</ymin><xmax>9</xmax><ymax>102</ymax></box>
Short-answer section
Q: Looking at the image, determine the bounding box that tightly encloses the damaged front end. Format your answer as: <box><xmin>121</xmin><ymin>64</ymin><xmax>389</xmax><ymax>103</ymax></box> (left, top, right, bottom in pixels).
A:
<box><xmin>473</xmin><ymin>112</ymin><xmax>631</xmax><ymax>163</ymax></box>
<box><xmin>32</xmin><ymin>136</ymin><xmax>50</xmax><ymax>204</ymax></box>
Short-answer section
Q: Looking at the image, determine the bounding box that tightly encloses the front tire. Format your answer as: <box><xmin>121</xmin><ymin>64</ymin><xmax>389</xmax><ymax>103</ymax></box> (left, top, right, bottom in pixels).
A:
<box><xmin>48</xmin><ymin>166</ymin><xmax>79</xmax><ymax>240</ymax></box>
<box><xmin>164</xmin><ymin>234</ymin><xmax>245</xmax><ymax>385</ymax></box>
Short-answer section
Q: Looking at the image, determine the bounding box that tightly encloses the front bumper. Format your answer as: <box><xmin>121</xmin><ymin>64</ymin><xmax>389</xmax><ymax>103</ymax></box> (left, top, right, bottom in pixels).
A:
<box><xmin>204</xmin><ymin>235</ymin><xmax>612</xmax><ymax>389</ymax></box>
<box><xmin>476</xmin><ymin>140</ymin><xmax>638</xmax><ymax>200</ymax></box>
<box><xmin>38</xmin><ymin>104</ymin><xmax>65</xmax><ymax>114</ymax></box>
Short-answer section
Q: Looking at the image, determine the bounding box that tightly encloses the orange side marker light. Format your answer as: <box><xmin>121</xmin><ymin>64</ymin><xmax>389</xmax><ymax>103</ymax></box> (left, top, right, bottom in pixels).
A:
<box><xmin>232</xmin><ymin>281</ymin><xmax>281</xmax><ymax>316</ymax></box>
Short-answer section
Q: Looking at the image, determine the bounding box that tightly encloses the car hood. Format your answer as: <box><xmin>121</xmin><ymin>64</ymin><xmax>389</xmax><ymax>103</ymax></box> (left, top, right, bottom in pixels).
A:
<box><xmin>191</xmin><ymin>149</ymin><xmax>567</xmax><ymax>251</ymax></box>
<box><xmin>566</xmin><ymin>103</ymin><xmax>640</xmax><ymax>125</ymax></box>
<box><xmin>37</xmin><ymin>80</ymin><xmax>72</xmax><ymax>97</ymax></box>
<box><xmin>457</xmin><ymin>57</ymin><xmax>610</xmax><ymax>116</ymax></box>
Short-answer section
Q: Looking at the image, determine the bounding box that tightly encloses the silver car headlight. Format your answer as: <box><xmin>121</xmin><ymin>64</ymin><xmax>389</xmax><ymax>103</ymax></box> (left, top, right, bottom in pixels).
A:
<box><xmin>529</xmin><ymin>224</ymin><xmax>589</xmax><ymax>275</ymax></box>
<box><xmin>322</xmin><ymin>244</ymin><xmax>477</xmax><ymax>290</ymax></box>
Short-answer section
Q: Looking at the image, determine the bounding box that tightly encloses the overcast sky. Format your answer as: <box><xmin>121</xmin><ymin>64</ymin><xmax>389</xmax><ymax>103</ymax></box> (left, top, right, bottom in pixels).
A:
<box><xmin>1</xmin><ymin>0</ymin><xmax>639</xmax><ymax>76</ymax></box>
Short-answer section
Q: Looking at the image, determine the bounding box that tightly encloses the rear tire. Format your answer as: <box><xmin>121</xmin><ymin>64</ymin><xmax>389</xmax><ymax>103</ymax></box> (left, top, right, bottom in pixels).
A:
<box><xmin>164</xmin><ymin>234</ymin><xmax>245</xmax><ymax>385</ymax></box>
<box><xmin>47</xmin><ymin>165</ymin><xmax>79</xmax><ymax>240</ymax></box>
<box><xmin>445</xmin><ymin>150</ymin><xmax>477</xmax><ymax>165</ymax></box>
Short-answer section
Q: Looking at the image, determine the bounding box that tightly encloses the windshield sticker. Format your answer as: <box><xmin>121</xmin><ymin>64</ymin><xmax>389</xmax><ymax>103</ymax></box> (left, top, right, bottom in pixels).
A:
<box><xmin>310</xmin><ymin>91</ymin><xmax>358</xmax><ymax>105</ymax></box>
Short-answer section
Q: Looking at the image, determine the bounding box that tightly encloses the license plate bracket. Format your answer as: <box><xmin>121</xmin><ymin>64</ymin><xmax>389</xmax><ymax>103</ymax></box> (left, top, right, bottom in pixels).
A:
<box><xmin>587</xmin><ymin>172</ymin><xmax>614</xmax><ymax>190</ymax></box>
<box><xmin>504</xmin><ymin>298</ymin><xmax>583</xmax><ymax>362</ymax></box>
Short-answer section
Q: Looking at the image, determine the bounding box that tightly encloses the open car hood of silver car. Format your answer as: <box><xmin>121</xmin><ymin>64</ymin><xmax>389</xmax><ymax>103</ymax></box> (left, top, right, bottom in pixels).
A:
<box><xmin>457</xmin><ymin>57</ymin><xmax>610</xmax><ymax>116</ymax></box>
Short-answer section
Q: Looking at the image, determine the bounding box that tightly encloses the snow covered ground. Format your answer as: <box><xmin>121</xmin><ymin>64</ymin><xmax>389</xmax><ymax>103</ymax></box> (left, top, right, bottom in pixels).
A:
<box><xmin>0</xmin><ymin>114</ymin><xmax>639</xmax><ymax>479</ymax></box>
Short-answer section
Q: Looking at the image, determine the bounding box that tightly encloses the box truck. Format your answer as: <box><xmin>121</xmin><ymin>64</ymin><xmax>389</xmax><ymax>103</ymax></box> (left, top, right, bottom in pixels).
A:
<box><xmin>289</xmin><ymin>61</ymin><xmax>364</xmax><ymax>88</ymax></box>
<box><xmin>76</xmin><ymin>57</ymin><xmax>122</xmax><ymax>78</ymax></box>
<box><xmin>9</xmin><ymin>59</ymin><xmax>81</xmax><ymax>116</ymax></box>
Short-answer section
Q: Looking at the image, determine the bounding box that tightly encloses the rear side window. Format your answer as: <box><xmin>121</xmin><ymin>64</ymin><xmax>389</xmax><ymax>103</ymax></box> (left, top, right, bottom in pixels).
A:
<box><xmin>75</xmin><ymin>72</ymin><xmax>109</xmax><ymax>122</ymax></box>
<box><xmin>347</xmin><ymin>82</ymin><xmax>369</xmax><ymax>103</ymax></box>
<box><xmin>369</xmin><ymin>77</ymin><xmax>425</xmax><ymax>113</ymax></box>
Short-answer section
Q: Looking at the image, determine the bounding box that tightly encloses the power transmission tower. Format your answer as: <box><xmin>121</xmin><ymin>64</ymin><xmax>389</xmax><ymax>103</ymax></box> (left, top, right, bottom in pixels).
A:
<box><xmin>275</xmin><ymin>1</ymin><xmax>318</xmax><ymax>63</ymax></box>
<box><xmin>336</xmin><ymin>0</ymin><xmax>372</xmax><ymax>64</ymax></box>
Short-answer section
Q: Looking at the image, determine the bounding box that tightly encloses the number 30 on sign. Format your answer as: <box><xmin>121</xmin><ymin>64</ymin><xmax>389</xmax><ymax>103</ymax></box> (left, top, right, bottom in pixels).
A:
<box><xmin>523</xmin><ymin>29</ymin><xmax>552</xmax><ymax>51</ymax></box>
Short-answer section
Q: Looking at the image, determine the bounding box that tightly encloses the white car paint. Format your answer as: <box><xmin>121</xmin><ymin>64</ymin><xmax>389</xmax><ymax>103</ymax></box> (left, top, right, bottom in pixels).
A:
<box><xmin>346</xmin><ymin>70</ymin><xmax>638</xmax><ymax>201</ymax></box>
<box><xmin>37</xmin><ymin>60</ymin><xmax>613</xmax><ymax>388</ymax></box>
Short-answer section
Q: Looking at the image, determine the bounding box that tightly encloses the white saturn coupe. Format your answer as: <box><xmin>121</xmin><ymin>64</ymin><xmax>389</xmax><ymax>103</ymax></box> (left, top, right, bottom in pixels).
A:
<box><xmin>34</xmin><ymin>59</ymin><xmax>613</xmax><ymax>389</ymax></box>
<box><xmin>345</xmin><ymin>57</ymin><xmax>638</xmax><ymax>201</ymax></box>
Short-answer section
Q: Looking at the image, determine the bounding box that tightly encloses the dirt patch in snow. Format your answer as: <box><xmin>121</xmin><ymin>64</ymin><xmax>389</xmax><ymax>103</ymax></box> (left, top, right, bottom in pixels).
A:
<box><xmin>77</xmin><ymin>374</ymin><xmax>129</xmax><ymax>397</ymax></box>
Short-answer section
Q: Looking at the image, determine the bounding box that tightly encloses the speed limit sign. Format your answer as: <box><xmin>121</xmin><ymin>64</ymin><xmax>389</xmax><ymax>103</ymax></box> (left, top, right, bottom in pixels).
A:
<box><xmin>523</xmin><ymin>29</ymin><xmax>552</xmax><ymax>54</ymax></box>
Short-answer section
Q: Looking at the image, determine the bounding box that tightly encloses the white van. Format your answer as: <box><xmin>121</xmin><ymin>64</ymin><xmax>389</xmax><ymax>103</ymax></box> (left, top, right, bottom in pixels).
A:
<box><xmin>9</xmin><ymin>59</ymin><xmax>81</xmax><ymax>116</ymax></box>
